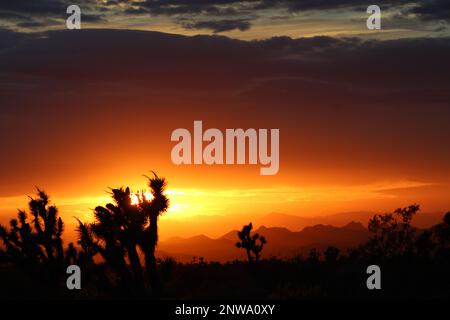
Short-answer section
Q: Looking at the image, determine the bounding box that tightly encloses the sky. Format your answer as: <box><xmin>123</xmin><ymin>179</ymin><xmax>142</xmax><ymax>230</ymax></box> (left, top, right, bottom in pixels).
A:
<box><xmin>1</xmin><ymin>0</ymin><xmax>450</xmax><ymax>39</ymax></box>
<box><xmin>1</xmin><ymin>1</ymin><xmax>450</xmax><ymax>241</ymax></box>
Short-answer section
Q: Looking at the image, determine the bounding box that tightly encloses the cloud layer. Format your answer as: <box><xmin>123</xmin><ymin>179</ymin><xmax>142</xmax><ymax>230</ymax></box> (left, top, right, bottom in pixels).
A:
<box><xmin>0</xmin><ymin>0</ymin><xmax>449</xmax><ymax>34</ymax></box>
<box><xmin>0</xmin><ymin>29</ymin><xmax>449</xmax><ymax>199</ymax></box>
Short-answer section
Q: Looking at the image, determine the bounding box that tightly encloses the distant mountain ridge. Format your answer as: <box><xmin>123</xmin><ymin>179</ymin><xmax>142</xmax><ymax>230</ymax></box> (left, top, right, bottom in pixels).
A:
<box><xmin>157</xmin><ymin>222</ymin><xmax>370</xmax><ymax>262</ymax></box>
<box><xmin>156</xmin><ymin>210</ymin><xmax>443</xmax><ymax>242</ymax></box>
<box><xmin>254</xmin><ymin>211</ymin><xmax>443</xmax><ymax>231</ymax></box>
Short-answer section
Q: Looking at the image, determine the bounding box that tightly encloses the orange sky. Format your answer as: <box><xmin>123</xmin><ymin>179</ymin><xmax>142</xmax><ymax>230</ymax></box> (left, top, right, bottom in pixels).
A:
<box><xmin>2</xmin><ymin>73</ymin><xmax>450</xmax><ymax>241</ymax></box>
<box><xmin>1</xmin><ymin>3</ymin><xmax>450</xmax><ymax>242</ymax></box>
<box><xmin>2</xmin><ymin>85</ymin><xmax>450</xmax><ymax>241</ymax></box>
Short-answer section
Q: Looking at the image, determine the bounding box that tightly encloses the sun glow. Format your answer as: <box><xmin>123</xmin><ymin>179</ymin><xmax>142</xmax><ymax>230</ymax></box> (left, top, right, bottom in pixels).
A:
<box><xmin>130</xmin><ymin>191</ymin><xmax>153</xmax><ymax>205</ymax></box>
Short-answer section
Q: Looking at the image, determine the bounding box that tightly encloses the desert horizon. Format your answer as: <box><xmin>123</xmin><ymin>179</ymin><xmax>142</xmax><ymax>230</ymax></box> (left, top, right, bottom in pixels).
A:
<box><xmin>1</xmin><ymin>183</ymin><xmax>447</xmax><ymax>243</ymax></box>
<box><xmin>1</xmin><ymin>179</ymin><xmax>448</xmax><ymax>264</ymax></box>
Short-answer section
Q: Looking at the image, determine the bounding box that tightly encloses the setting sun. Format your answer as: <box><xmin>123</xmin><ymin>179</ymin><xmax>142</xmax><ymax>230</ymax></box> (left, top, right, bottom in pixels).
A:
<box><xmin>130</xmin><ymin>191</ymin><xmax>153</xmax><ymax>205</ymax></box>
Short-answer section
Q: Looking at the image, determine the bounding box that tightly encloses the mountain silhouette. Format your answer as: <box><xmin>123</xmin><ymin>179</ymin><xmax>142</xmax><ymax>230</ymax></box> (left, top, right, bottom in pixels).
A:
<box><xmin>151</xmin><ymin>210</ymin><xmax>445</xmax><ymax>242</ymax></box>
<box><xmin>255</xmin><ymin>211</ymin><xmax>444</xmax><ymax>231</ymax></box>
<box><xmin>157</xmin><ymin>222</ymin><xmax>369</xmax><ymax>262</ymax></box>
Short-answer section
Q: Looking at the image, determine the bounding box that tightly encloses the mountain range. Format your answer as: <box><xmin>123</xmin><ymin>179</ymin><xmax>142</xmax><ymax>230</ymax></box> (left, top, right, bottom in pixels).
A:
<box><xmin>156</xmin><ymin>221</ymin><xmax>370</xmax><ymax>262</ymax></box>
<box><xmin>254</xmin><ymin>210</ymin><xmax>444</xmax><ymax>230</ymax></box>
<box><xmin>155</xmin><ymin>210</ymin><xmax>446</xmax><ymax>262</ymax></box>
<box><xmin>156</xmin><ymin>210</ymin><xmax>443</xmax><ymax>241</ymax></box>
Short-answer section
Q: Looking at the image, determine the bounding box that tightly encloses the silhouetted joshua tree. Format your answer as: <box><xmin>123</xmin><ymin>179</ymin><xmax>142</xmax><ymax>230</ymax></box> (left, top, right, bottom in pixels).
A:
<box><xmin>236</xmin><ymin>222</ymin><xmax>267</xmax><ymax>264</ymax></box>
<box><xmin>76</xmin><ymin>172</ymin><xmax>169</xmax><ymax>296</ymax></box>
<box><xmin>0</xmin><ymin>189</ymin><xmax>67</xmax><ymax>266</ymax></box>
<box><xmin>138</xmin><ymin>172</ymin><xmax>169</xmax><ymax>295</ymax></box>
<box><xmin>76</xmin><ymin>187</ymin><xmax>146</xmax><ymax>295</ymax></box>
<box><xmin>0</xmin><ymin>189</ymin><xmax>75</xmax><ymax>293</ymax></box>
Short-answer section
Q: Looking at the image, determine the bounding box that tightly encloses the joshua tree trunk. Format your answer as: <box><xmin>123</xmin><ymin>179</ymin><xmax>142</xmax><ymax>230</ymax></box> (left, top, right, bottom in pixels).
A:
<box><xmin>127</xmin><ymin>244</ymin><xmax>145</xmax><ymax>294</ymax></box>
<box><xmin>145</xmin><ymin>213</ymin><xmax>160</xmax><ymax>296</ymax></box>
<box><xmin>246</xmin><ymin>249</ymin><xmax>253</xmax><ymax>265</ymax></box>
<box><xmin>141</xmin><ymin>172</ymin><xmax>169</xmax><ymax>296</ymax></box>
<box><xmin>102</xmin><ymin>243</ymin><xmax>135</xmax><ymax>295</ymax></box>
<box><xmin>56</xmin><ymin>238</ymin><xmax>64</xmax><ymax>264</ymax></box>
<box><xmin>44</xmin><ymin>240</ymin><xmax>54</xmax><ymax>262</ymax></box>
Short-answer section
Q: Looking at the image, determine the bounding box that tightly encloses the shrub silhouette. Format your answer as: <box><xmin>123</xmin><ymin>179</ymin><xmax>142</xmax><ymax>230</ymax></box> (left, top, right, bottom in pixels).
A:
<box><xmin>307</xmin><ymin>248</ymin><xmax>321</xmax><ymax>263</ymax></box>
<box><xmin>434</xmin><ymin>211</ymin><xmax>450</xmax><ymax>246</ymax></box>
<box><xmin>324</xmin><ymin>246</ymin><xmax>340</xmax><ymax>263</ymax></box>
<box><xmin>363</xmin><ymin>204</ymin><xmax>420</xmax><ymax>258</ymax></box>
<box><xmin>236</xmin><ymin>222</ymin><xmax>267</xmax><ymax>264</ymax></box>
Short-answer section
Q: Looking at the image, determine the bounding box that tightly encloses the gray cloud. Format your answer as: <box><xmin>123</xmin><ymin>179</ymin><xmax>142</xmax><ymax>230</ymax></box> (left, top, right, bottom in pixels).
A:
<box><xmin>0</xmin><ymin>0</ymin><xmax>65</xmax><ymax>15</ymax></box>
<box><xmin>182</xmin><ymin>18</ymin><xmax>252</xmax><ymax>33</ymax></box>
<box><xmin>117</xmin><ymin>0</ymin><xmax>450</xmax><ymax>33</ymax></box>
<box><xmin>0</xmin><ymin>0</ymin><xmax>105</xmax><ymax>29</ymax></box>
<box><xmin>410</xmin><ymin>0</ymin><xmax>450</xmax><ymax>21</ymax></box>
<box><xmin>0</xmin><ymin>0</ymin><xmax>449</xmax><ymax>34</ymax></box>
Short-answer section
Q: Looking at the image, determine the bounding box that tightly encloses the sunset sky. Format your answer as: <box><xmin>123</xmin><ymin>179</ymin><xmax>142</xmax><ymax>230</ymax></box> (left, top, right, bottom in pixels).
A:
<box><xmin>1</xmin><ymin>1</ymin><xmax>450</xmax><ymax>241</ymax></box>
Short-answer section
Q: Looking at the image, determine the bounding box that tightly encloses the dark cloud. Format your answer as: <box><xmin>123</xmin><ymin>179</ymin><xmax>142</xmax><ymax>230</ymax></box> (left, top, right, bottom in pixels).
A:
<box><xmin>138</xmin><ymin>0</ymin><xmax>246</xmax><ymax>15</ymax></box>
<box><xmin>256</xmin><ymin>0</ymin><xmax>407</xmax><ymax>11</ymax></box>
<box><xmin>0</xmin><ymin>28</ymin><xmax>449</xmax><ymax>101</ymax></box>
<box><xmin>121</xmin><ymin>0</ymin><xmax>450</xmax><ymax>33</ymax></box>
<box><xmin>124</xmin><ymin>7</ymin><xmax>149</xmax><ymax>15</ymax></box>
<box><xmin>121</xmin><ymin>0</ymin><xmax>253</xmax><ymax>32</ymax></box>
<box><xmin>16</xmin><ymin>19</ymin><xmax>61</xmax><ymax>28</ymax></box>
<box><xmin>410</xmin><ymin>0</ymin><xmax>450</xmax><ymax>21</ymax></box>
<box><xmin>183</xmin><ymin>18</ymin><xmax>251</xmax><ymax>33</ymax></box>
<box><xmin>0</xmin><ymin>0</ymin><xmax>449</xmax><ymax>33</ymax></box>
<box><xmin>130</xmin><ymin>0</ymin><xmax>409</xmax><ymax>16</ymax></box>
<box><xmin>82</xmin><ymin>14</ymin><xmax>107</xmax><ymax>23</ymax></box>
<box><xmin>0</xmin><ymin>0</ymin><xmax>104</xmax><ymax>29</ymax></box>
<box><xmin>0</xmin><ymin>11</ymin><xmax>29</xmax><ymax>21</ymax></box>
<box><xmin>434</xmin><ymin>24</ymin><xmax>448</xmax><ymax>32</ymax></box>
<box><xmin>0</xmin><ymin>0</ymin><xmax>65</xmax><ymax>15</ymax></box>
<box><xmin>0</xmin><ymin>29</ymin><xmax>450</xmax><ymax>196</ymax></box>
<box><xmin>0</xmin><ymin>28</ymin><xmax>26</xmax><ymax>51</ymax></box>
